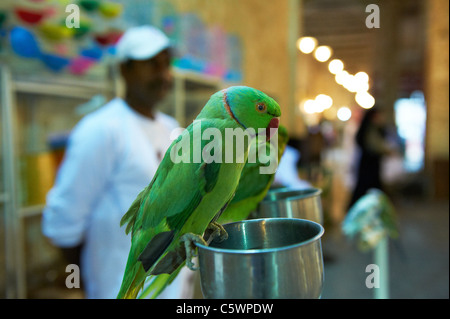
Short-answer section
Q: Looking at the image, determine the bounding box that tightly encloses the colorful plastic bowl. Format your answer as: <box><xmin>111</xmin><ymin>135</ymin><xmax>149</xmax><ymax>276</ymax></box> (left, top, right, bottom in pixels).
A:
<box><xmin>15</xmin><ymin>7</ymin><xmax>46</xmax><ymax>25</ymax></box>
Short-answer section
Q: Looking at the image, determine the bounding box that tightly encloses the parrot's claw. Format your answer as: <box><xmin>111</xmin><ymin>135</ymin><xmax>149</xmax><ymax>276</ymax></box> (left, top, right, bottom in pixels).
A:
<box><xmin>205</xmin><ymin>222</ymin><xmax>228</xmax><ymax>245</ymax></box>
<box><xmin>180</xmin><ymin>233</ymin><xmax>207</xmax><ymax>271</ymax></box>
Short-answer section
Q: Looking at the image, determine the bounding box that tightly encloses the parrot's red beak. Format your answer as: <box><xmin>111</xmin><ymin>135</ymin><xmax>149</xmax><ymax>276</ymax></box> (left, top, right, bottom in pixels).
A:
<box><xmin>266</xmin><ymin>117</ymin><xmax>280</xmax><ymax>141</ymax></box>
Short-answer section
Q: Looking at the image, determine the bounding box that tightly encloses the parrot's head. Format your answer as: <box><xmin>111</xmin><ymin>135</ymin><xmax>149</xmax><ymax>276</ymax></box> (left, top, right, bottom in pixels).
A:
<box><xmin>221</xmin><ymin>86</ymin><xmax>281</xmax><ymax>141</ymax></box>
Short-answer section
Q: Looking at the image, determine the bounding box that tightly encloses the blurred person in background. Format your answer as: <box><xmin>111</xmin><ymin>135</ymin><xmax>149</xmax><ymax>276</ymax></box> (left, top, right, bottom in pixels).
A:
<box><xmin>347</xmin><ymin>107</ymin><xmax>393</xmax><ymax>209</ymax></box>
<box><xmin>274</xmin><ymin>144</ymin><xmax>312</xmax><ymax>189</ymax></box>
<box><xmin>42</xmin><ymin>26</ymin><xmax>194</xmax><ymax>299</ymax></box>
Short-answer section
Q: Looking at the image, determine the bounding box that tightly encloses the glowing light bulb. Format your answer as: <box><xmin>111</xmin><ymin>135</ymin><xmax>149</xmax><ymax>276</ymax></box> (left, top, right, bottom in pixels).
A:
<box><xmin>354</xmin><ymin>71</ymin><xmax>369</xmax><ymax>83</ymax></box>
<box><xmin>328</xmin><ymin>59</ymin><xmax>344</xmax><ymax>74</ymax></box>
<box><xmin>355</xmin><ymin>92</ymin><xmax>375</xmax><ymax>109</ymax></box>
<box><xmin>314</xmin><ymin>45</ymin><xmax>332</xmax><ymax>62</ymax></box>
<box><xmin>297</xmin><ymin>37</ymin><xmax>317</xmax><ymax>54</ymax></box>
<box><xmin>303</xmin><ymin>99</ymin><xmax>317</xmax><ymax>114</ymax></box>
<box><xmin>315</xmin><ymin>94</ymin><xmax>333</xmax><ymax>110</ymax></box>
<box><xmin>354</xmin><ymin>81</ymin><xmax>370</xmax><ymax>93</ymax></box>
<box><xmin>337</xmin><ymin>106</ymin><xmax>352</xmax><ymax>121</ymax></box>
<box><xmin>335</xmin><ymin>70</ymin><xmax>350</xmax><ymax>85</ymax></box>
<box><xmin>343</xmin><ymin>75</ymin><xmax>358</xmax><ymax>92</ymax></box>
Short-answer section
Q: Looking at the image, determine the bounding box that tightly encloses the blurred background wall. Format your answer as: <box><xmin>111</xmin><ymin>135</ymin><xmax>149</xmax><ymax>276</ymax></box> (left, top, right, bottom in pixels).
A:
<box><xmin>425</xmin><ymin>0</ymin><xmax>449</xmax><ymax>200</ymax></box>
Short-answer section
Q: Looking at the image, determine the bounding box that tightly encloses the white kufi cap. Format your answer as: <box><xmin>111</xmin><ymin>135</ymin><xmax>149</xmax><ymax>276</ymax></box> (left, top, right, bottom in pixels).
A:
<box><xmin>116</xmin><ymin>25</ymin><xmax>171</xmax><ymax>62</ymax></box>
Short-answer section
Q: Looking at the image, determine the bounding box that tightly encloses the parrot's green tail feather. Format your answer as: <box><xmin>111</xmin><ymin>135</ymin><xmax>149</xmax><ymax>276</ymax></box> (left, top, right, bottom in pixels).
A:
<box><xmin>117</xmin><ymin>263</ymin><xmax>147</xmax><ymax>299</ymax></box>
<box><xmin>138</xmin><ymin>264</ymin><xmax>185</xmax><ymax>299</ymax></box>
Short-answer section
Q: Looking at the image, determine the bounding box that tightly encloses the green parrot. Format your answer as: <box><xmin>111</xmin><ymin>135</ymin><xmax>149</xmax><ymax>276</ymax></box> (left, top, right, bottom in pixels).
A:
<box><xmin>138</xmin><ymin>125</ymin><xmax>289</xmax><ymax>299</ymax></box>
<box><xmin>216</xmin><ymin>125</ymin><xmax>289</xmax><ymax>224</ymax></box>
<box><xmin>117</xmin><ymin>86</ymin><xmax>281</xmax><ymax>299</ymax></box>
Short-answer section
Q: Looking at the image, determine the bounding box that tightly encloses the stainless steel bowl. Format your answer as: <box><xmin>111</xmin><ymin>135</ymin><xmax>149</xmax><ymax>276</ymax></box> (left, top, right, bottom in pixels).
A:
<box><xmin>256</xmin><ymin>188</ymin><xmax>323</xmax><ymax>224</ymax></box>
<box><xmin>196</xmin><ymin>218</ymin><xmax>324</xmax><ymax>299</ymax></box>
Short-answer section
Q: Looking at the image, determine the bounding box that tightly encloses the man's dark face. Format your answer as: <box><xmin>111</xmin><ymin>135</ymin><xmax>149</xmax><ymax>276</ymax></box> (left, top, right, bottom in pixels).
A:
<box><xmin>121</xmin><ymin>49</ymin><xmax>173</xmax><ymax>106</ymax></box>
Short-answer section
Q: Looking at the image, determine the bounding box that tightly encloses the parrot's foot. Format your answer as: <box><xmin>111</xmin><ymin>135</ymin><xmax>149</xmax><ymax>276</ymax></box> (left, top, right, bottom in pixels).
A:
<box><xmin>205</xmin><ymin>222</ymin><xmax>228</xmax><ymax>245</ymax></box>
<box><xmin>180</xmin><ymin>233</ymin><xmax>207</xmax><ymax>271</ymax></box>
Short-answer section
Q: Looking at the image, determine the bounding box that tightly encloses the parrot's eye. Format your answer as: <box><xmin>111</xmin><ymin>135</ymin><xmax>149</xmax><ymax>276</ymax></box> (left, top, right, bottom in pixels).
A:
<box><xmin>256</xmin><ymin>103</ymin><xmax>267</xmax><ymax>113</ymax></box>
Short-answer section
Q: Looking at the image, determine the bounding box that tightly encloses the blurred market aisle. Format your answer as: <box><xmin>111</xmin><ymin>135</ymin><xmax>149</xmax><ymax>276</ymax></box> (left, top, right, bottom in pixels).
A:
<box><xmin>321</xmin><ymin>197</ymin><xmax>449</xmax><ymax>299</ymax></box>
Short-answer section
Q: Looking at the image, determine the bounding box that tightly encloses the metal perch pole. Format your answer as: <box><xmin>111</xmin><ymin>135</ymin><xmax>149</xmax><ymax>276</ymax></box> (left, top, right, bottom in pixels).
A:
<box><xmin>374</xmin><ymin>236</ymin><xmax>389</xmax><ymax>299</ymax></box>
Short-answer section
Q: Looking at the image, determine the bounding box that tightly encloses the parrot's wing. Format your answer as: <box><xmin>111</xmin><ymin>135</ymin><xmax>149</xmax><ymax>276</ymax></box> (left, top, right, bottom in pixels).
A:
<box><xmin>121</xmin><ymin>120</ymin><xmax>222</xmax><ymax>236</ymax></box>
<box><xmin>231</xmin><ymin>163</ymin><xmax>272</xmax><ymax>203</ymax></box>
<box><xmin>218</xmin><ymin>127</ymin><xmax>289</xmax><ymax>224</ymax></box>
<box><xmin>118</xmin><ymin>121</ymin><xmax>223</xmax><ymax>297</ymax></box>
<box><xmin>231</xmin><ymin>126</ymin><xmax>289</xmax><ymax>204</ymax></box>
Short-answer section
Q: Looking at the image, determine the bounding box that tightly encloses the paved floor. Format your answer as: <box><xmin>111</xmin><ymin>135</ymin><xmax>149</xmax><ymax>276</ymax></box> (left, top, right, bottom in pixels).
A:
<box><xmin>320</xmin><ymin>198</ymin><xmax>449</xmax><ymax>299</ymax></box>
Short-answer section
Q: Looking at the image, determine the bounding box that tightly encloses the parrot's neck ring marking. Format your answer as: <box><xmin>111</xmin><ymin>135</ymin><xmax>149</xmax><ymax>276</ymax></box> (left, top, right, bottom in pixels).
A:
<box><xmin>223</xmin><ymin>90</ymin><xmax>247</xmax><ymax>129</ymax></box>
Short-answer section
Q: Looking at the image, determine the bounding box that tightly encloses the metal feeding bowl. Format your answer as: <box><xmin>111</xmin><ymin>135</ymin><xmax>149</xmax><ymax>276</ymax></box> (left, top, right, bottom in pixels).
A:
<box><xmin>256</xmin><ymin>188</ymin><xmax>323</xmax><ymax>224</ymax></box>
<box><xmin>196</xmin><ymin>218</ymin><xmax>324</xmax><ymax>299</ymax></box>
